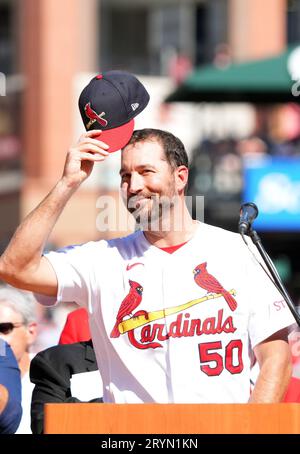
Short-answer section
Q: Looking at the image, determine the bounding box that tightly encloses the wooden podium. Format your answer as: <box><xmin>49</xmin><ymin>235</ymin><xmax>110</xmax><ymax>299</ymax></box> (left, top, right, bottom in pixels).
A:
<box><xmin>44</xmin><ymin>403</ymin><xmax>300</xmax><ymax>434</ymax></box>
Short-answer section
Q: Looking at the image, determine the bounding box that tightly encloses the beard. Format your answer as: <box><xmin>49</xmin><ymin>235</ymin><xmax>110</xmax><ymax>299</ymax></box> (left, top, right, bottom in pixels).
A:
<box><xmin>125</xmin><ymin>191</ymin><xmax>177</xmax><ymax>231</ymax></box>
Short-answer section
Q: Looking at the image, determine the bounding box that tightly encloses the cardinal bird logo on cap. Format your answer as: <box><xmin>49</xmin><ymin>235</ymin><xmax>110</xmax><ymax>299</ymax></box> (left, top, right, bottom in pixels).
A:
<box><xmin>84</xmin><ymin>102</ymin><xmax>108</xmax><ymax>129</ymax></box>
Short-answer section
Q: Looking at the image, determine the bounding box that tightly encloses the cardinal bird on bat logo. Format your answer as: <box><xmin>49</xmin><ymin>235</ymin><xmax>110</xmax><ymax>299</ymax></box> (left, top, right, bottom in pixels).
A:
<box><xmin>193</xmin><ymin>262</ymin><xmax>237</xmax><ymax>312</ymax></box>
<box><xmin>84</xmin><ymin>102</ymin><xmax>108</xmax><ymax>129</ymax></box>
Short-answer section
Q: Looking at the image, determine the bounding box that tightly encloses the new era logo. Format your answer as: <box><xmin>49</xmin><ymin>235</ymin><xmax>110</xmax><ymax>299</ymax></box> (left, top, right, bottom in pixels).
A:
<box><xmin>131</xmin><ymin>103</ymin><xmax>139</xmax><ymax>111</ymax></box>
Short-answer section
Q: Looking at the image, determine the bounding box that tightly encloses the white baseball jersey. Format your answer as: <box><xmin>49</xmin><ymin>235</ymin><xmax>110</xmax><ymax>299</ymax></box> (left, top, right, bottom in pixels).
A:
<box><xmin>38</xmin><ymin>222</ymin><xmax>295</xmax><ymax>403</ymax></box>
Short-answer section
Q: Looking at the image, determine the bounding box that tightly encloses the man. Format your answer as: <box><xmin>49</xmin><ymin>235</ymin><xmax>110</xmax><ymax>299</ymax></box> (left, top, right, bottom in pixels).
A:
<box><xmin>0</xmin><ymin>339</ymin><xmax>22</xmax><ymax>434</ymax></box>
<box><xmin>30</xmin><ymin>339</ymin><xmax>102</xmax><ymax>434</ymax></box>
<box><xmin>0</xmin><ymin>125</ymin><xmax>294</xmax><ymax>404</ymax></box>
<box><xmin>0</xmin><ymin>286</ymin><xmax>37</xmax><ymax>433</ymax></box>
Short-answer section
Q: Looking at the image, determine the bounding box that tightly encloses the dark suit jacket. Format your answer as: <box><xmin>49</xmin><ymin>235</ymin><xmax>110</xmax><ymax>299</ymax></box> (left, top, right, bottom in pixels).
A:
<box><xmin>30</xmin><ymin>340</ymin><xmax>102</xmax><ymax>434</ymax></box>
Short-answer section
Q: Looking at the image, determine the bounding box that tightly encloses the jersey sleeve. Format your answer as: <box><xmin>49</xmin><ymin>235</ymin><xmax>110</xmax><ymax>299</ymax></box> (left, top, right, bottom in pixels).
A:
<box><xmin>35</xmin><ymin>240</ymin><xmax>109</xmax><ymax>309</ymax></box>
<box><xmin>243</xmin><ymin>241</ymin><xmax>296</xmax><ymax>348</ymax></box>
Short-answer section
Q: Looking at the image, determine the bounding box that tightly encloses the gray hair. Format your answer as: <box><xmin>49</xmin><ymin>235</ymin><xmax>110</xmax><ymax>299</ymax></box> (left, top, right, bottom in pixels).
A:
<box><xmin>0</xmin><ymin>285</ymin><xmax>37</xmax><ymax>324</ymax></box>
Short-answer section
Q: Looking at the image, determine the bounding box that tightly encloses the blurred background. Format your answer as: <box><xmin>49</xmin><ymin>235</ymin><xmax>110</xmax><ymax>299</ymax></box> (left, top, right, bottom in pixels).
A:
<box><xmin>1</xmin><ymin>0</ymin><xmax>300</xmax><ymax>348</ymax></box>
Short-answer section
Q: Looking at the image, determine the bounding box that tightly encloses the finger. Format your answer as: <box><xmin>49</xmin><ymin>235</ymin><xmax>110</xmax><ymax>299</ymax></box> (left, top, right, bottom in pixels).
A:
<box><xmin>79</xmin><ymin>138</ymin><xmax>109</xmax><ymax>150</ymax></box>
<box><xmin>77</xmin><ymin>144</ymin><xmax>109</xmax><ymax>155</ymax></box>
<box><xmin>79</xmin><ymin>130</ymin><xmax>102</xmax><ymax>142</ymax></box>
<box><xmin>77</xmin><ymin>151</ymin><xmax>107</xmax><ymax>161</ymax></box>
<box><xmin>85</xmin><ymin>129</ymin><xmax>102</xmax><ymax>137</ymax></box>
<box><xmin>80</xmin><ymin>137</ymin><xmax>108</xmax><ymax>146</ymax></box>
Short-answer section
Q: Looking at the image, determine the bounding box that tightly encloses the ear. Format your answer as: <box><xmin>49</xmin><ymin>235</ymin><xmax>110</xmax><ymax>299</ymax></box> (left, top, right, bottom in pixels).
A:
<box><xmin>26</xmin><ymin>321</ymin><xmax>37</xmax><ymax>347</ymax></box>
<box><xmin>175</xmin><ymin>166</ymin><xmax>189</xmax><ymax>193</ymax></box>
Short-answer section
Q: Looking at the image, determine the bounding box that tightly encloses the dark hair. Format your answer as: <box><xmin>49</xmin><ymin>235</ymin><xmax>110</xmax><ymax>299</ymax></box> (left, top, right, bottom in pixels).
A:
<box><xmin>123</xmin><ymin>128</ymin><xmax>189</xmax><ymax>169</ymax></box>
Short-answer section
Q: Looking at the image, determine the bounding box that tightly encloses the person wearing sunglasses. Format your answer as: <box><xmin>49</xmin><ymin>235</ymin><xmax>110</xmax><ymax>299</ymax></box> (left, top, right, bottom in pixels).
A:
<box><xmin>0</xmin><ymin>339</ymin><xmax>22</xmax><ymax>434</ymax></box>
<box><xmin>0</xmin><ymin>286</ymin><xmax>37</xmax><ymax>434</ymax></box>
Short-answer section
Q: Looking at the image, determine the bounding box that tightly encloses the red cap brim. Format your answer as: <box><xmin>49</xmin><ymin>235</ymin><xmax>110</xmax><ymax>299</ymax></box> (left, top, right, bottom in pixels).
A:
<box><xmin>94</xmin><ymin>119</ymin><xmax>135</xmax><ymax>153</ymax></box>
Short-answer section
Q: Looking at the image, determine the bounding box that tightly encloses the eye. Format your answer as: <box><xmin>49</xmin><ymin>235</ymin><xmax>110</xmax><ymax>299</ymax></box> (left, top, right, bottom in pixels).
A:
<box><xmin>142</xmin><ymin>169</ymin><xmax>154</xmax><ymax>175</ymax></box>
<box><xmin>121</xmin><ymin>173</ymin><xmax>130</xmax><ymax>182</ymax></box>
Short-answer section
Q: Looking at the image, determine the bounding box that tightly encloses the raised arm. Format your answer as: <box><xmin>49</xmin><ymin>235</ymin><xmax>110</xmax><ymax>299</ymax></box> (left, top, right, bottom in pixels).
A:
<box><xmin>249</xmin><ymin>328</ymin><xmax>292</xmax><ymax>403</ymax></box>
<box><xmin>0</xmin><ymin>131</ymin><xmax>109</xmax><ymax>296</ymax></box>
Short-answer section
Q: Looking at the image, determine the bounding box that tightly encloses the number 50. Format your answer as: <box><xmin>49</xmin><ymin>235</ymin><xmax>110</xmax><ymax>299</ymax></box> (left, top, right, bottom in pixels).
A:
<box><xmin>198</xmin><ymin>340</ymin><xmax>244</xmax><ymax>376</ymax></box>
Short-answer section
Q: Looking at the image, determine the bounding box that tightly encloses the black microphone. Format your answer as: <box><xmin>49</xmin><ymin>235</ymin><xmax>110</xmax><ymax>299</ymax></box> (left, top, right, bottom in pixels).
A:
<box><xmin>238</xmin><ymin>202</ymin><xmax>258</xmax><ymax>234</ymax></box>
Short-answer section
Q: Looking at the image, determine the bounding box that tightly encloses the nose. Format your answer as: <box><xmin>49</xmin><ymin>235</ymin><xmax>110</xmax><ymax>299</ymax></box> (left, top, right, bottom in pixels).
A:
<box><xmin>128</xmin><ymin>172</ymin><xmax>144</xmax><ymax>194</ymax></box>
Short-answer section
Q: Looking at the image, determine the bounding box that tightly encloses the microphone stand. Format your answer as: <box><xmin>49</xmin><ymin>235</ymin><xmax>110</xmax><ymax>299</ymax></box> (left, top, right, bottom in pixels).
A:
<box><xmin>247</xmin><ymin>228</ymin><xmax>300</xmax><ymax>327</ymax></box>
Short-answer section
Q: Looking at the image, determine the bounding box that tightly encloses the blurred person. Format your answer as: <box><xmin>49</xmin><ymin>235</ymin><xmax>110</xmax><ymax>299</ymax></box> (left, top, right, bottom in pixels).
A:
<box><xmin>213</xmin><ymin>43</ymin><xmax>232</xmax><ymax>69</ymax></box>
<box><xmin>32</xmin><ymin>306</ymin><xmax>60</xmax><ymax>354</ymax></box>
<box><xmin>168</xmin><ymin>50</ymin><xmax>193</xmax><ymax>85</ymax></box>
<box><xmin>33</xmin><ymin>302</ymin><xmax>78</xmax><ymax>353</ymax></box>
<box><xmin>30</xmin><ymin>339</ymin><xmax>102</xmax><ymax>434</ymax></box>
<box><xmin>0</xmin><ymin>339</ymin><xmax>22</xmax><ymax>434</ymax></box>
<box><xmin>283</xmin><ymin>326</ymin><xmax>300</xmax><ymax>402</ymax></box>
<box><xmin>284</xmin><ymin>376</ymin><xmax>300</xmax><ymax>402</ymax></box>
<box><xmin>0</xmin><ymin>286</ymin><xmax>37</xmax><ymax>433</ymax></box>
<box><xmin>236</xmin><ymin>136</ymin><xmax>268</xmax><ymax>159</ymax></box>
<box><xmin>0</xmin><ymin>71</ymin><xmax>295</xmax><ymax>404</ymax></box>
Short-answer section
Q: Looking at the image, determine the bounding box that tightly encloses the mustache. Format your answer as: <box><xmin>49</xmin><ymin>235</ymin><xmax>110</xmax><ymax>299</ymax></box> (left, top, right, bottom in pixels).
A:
<box><xmin>125</xmin><ymin>193</ymin><xmax>155</xmax><ymax>203</ymax></box>
<box><xmin>125</xmin><ymin>194</ymin><xmax>177</xmax><ymax>215</ymax></box>
<box><xmin>126</xmin><ymin>193</ymin><xmax>156</xmax><ymax>212</ymax></box>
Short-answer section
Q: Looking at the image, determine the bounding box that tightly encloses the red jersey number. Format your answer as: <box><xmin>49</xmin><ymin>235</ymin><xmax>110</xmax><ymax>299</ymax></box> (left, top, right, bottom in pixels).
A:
<box><xmin>198</xmin><ymin>339</ymin><xmax>244</xmax><ymax>376</ymax></box>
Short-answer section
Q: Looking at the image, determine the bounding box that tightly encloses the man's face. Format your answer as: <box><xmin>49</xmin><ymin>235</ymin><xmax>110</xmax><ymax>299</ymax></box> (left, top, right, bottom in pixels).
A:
<box><xmin>120</xmin><ymin>140</ymin><xmax>178</xmax><ymax>228</ymax></box>
<box><xmin>0</xmin><ymin>303</ymin><xmax>36</xmax><ymax>363</ymax></box>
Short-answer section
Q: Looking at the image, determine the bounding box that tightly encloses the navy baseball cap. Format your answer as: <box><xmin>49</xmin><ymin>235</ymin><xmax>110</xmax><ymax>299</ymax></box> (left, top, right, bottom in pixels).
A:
<box><xmin>79</xmin><ymin>70</ymin><xmax>150</xmax><ymax>152</ymax></box>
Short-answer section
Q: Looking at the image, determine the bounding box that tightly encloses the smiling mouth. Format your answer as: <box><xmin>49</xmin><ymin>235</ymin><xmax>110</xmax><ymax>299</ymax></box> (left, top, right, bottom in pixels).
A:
<box><xmin>136</xmin><ymin>198</ymin><xmax>151</xmax><ymax>208</ymax></box>
<box><xmin>128</xmin><ymin>194</ymin><xmax>153</xmax><ymax>204</ymax></box>
<box><xmin>127</xmin><ymin>197</ymin><xmax>151</xmax><ymax>212</ymax></box>
<box><xmin>126</xmin><ymin>194</ymin><xmax>157</xmax><ymax>216</ymax></box>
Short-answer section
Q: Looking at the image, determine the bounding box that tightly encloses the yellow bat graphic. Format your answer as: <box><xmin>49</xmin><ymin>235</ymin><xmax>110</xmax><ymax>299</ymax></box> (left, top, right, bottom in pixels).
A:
<box><xmin>119</xmin><ymin>289</ymin><xmax>236</xmax><ymax>334</ymax></box>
